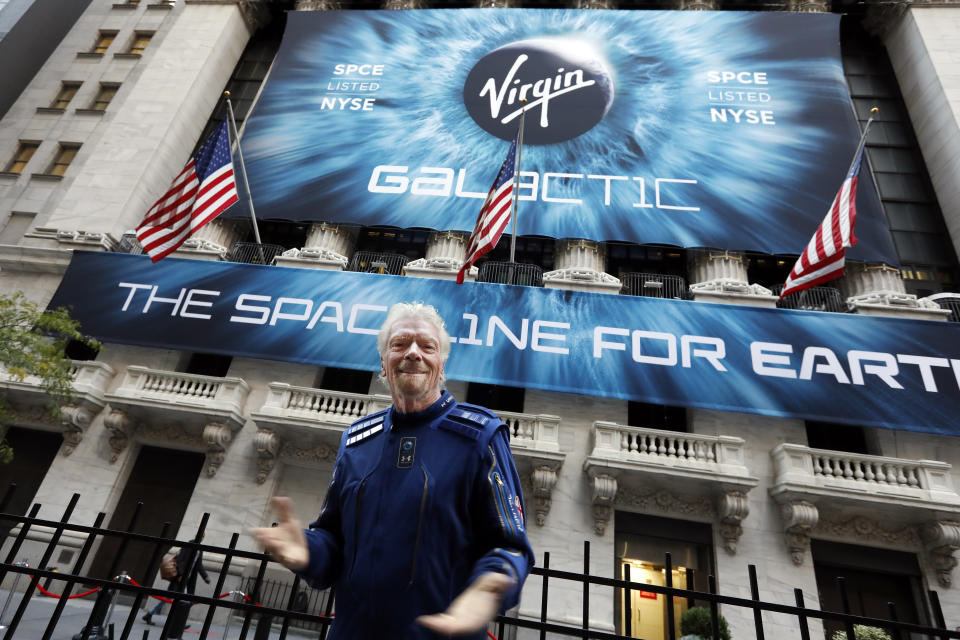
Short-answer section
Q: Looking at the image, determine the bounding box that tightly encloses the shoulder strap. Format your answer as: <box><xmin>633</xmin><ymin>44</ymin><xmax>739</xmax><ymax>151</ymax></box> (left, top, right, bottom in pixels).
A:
<box><xmin>345</xmin><ymin>409</ymin><xmax>388</xmax><ymax>447</ymax></box>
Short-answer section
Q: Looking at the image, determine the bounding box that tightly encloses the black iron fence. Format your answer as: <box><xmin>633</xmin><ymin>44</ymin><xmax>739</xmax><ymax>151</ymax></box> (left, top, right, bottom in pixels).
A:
<box><xmin>347</xmin><ymin>251</ymin><xmax>409</xmax><ymax>275</ymax></box>
<box><xmin>771</xmin><ymin>284</ymin><xmax>847</xmax><ymax>313</ymax></box>
<box><xmin>2</xmin><ymin>488</ymin><xmax>960</xmax><ymax>640</ymax></box>
<box><xmin>477</xmin><ymin>261</ymin><xmax>544</xmax><ymax>287</ymax></box>
<box><xmin>931</xmin><ymin>295</ymin><xmax>960</xmax><ymax>323</ymax></box>
<box><xmin>621</xmin><ymin>272</ymin><xmax>688</xmax><ymax>299</ymax></box>
<box><xmin>229</xmin><ymin>242</ymin><xmax>286</xmax><ymax>265</ymax></box>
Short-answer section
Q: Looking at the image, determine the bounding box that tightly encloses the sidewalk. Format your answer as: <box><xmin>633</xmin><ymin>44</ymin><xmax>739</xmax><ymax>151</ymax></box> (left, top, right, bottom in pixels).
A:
<box><xmin>0</xmin><ymin>585</ymin><xmax>320</xmax><ymax>640</ymax></box>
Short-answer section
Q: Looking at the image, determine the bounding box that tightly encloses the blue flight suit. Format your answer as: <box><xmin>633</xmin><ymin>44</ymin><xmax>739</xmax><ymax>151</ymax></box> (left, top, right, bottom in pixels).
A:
<box><xmin>297</xmin><ymin>390</ymin><xmax>535</xmax><ymax>640</ymax></box>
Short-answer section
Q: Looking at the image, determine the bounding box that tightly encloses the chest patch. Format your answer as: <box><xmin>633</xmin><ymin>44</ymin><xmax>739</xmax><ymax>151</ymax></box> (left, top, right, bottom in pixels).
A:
<box><xmin>397</xmin><ymin>436</ymin><xmax>417</xmax><ymax>468</ymax></box>
<box><xmin>345</xmin><ymin>414</ymin><xmax>385</xmax><ymax>447</ymax></box>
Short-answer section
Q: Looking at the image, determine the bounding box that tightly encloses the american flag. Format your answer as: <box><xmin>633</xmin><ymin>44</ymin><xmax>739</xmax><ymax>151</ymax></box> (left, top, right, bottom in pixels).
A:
<box><xmin>456</xmin><ymin>135</ymin><xmax>519</xmax><ymax>285</ymax></box>
<box><xmin>136</xmin><ymin>121</ymin><xmax>239</xmax><ymax>262</ymax></box>
<box><xmin>780</xmin><ymin>146</ymin><xmax>866</xmax><ymax>299</ymax></box>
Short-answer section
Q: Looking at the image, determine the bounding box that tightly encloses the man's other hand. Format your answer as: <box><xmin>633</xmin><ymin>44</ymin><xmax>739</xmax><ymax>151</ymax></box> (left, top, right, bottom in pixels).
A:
<box><xmin>250</xmin><ymin>497</ymin><xmax>309</xmax><ymax>571</ymax></box>
<box><xmin>415</xmin><ymin>572</ymin><xmax>514</xmax><ymax>636</ymax></box>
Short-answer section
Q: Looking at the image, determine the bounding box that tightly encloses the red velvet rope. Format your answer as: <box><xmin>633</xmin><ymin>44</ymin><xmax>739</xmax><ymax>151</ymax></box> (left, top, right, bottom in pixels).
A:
<box><xmin>33</xmin><ymin>579</ymin><xmax>100</xmax><ymax>599</ymax></box>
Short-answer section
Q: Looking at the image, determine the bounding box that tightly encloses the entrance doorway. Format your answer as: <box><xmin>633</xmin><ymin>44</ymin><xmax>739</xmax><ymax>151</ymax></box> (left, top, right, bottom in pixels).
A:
<box><xmin>615</xmin><ymin>512</ymin><xmax>715</xmax><ymax>640</ymax></box>
<box><xmin>0</xmin><ymin>426</ymin><xmax>62</xmax><ymax>539</ymax></box>
<box><xmin>88</xmin><ymin>445</ymin><xmax>204</xmax><ymax>583</ymax></box>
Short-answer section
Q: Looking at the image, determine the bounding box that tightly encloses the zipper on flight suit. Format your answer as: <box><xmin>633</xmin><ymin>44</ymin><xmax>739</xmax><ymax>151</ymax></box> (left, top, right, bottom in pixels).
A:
<box><xmin>487</xmin><ymin>445</ymin><xmax>516</xmax><ymax>537</ymax></box>
<box><xmin>409</xmin><ymin>467</ymin><xmax>429</xmax><ymax>584</ymax></box>
<box><xmin>351</xmin><ymin>478</ymin><xmax>366</xmax><ymax>574</ymax></box>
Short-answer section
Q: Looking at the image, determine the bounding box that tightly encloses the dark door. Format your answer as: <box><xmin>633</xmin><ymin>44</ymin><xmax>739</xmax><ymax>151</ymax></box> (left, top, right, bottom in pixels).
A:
<box><xmin>0</xmin><ymin>426</ymin><xmax>62</xmax><ymax>539</ymax></box>
<box><xmin>88</xmin><ymin>445</ymin><xmax>204</xmax><ymax>583</ymax></box>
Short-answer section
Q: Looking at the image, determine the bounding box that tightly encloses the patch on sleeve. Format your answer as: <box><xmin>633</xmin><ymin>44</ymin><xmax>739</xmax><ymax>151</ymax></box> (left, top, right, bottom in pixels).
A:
<box><xmin>345</xmin><ymin>413</ymin><xmax>386</xmax><ymax>447</ymax></box>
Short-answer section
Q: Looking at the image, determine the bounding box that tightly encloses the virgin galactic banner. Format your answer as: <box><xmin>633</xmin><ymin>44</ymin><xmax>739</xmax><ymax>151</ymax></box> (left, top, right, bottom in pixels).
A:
<box><xmin>52</xmin><ymin>252</ymin><xmax>960</xmax><ymax>435</ymax></box>
<box><xmin>238</xmin><ymin>10</ymin><xmax>897</xmax><ymax>262</ymax></box>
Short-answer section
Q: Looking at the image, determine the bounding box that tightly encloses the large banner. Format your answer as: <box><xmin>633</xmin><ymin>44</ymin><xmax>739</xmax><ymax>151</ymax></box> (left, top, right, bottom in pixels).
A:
<box><xmin>239</xmin><ymin>9</ymin><xmax>897</xmax><ymax>262</ymax></box>
<box><xmin>52</xmin><ymin>252</ymin><xmax>960</xmax><ymax>435</ymax></box>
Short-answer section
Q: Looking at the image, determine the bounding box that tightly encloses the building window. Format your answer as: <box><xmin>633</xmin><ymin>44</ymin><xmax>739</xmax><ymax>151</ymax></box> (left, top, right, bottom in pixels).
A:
<box><xmin>4</xmin><ymin>142</ymin><xmax>39</xmax><ymax>174</ymax></box>
<box><xmin>180</xmin><ymin>352</ymin><xmax>232</xmax><ymax>377</ymax></box>
<box><xmin>128</xmin><ymin>31</ymin><xmax>152</xmax><ymax>55</ymax></box>
<box><xmin>805</xmin><ymin>420</ymin><xmax>874</xmax><ymax>455</ymax></box>
<box><xmin>91</xmin><ymin>84</ymin><xmax>119</xmax><ymax>111</ymax></box>
<box><xmin>50</xmin><ymin>82</ymin><xmax>81</xmax><ymax>110</ymax></box>
<box><xmin>628</xmin><ymin>401</ymin><xmax>688</xmax><ymax>433</ymax></box>
<box><xmin>47</xmin><ymin>144</ymin><xmax>80</xmax><ymax>177</ymax></box>
<box><xmin>317</xmin><ymin>367</ymin><xmax>372</xmax><ymax>395</ymax></box>
<box><xmin>91</xmin><ymin>31</ymin><xmax>117</xmax><ymax>54</ymax></box>
<box><xmin>466</xmin><ymin>382</ymin><xmax>524</xmax><ymax>413</ymax></box>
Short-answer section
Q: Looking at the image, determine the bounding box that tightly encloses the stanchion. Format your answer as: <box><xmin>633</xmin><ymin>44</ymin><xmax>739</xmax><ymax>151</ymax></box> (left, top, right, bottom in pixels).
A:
<box><xmin>221</xmin><ymin>589</ymin><xmax>246</xmax><ymax>640</ymax></box>
<box><xmin>72</xmin><ymin>571</ymin><xmax>125</xmax><ymax>640</ymax></box>
<box><xmin>104</xmin><ymin>572</ymin><xmax>129</xmax><ymax>632</ymax></box>
<box><xmin>0</xmin><ymin>560</ymin><xmax>29</xmax><ymax>631</ymax></box>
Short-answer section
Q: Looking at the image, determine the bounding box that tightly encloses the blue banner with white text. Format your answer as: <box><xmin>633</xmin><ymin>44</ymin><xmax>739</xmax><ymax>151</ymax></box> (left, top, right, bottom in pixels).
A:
<box><xmin>237</xmin><ymin>9</ymin><xmax>897</xmax><ymax>263</ymax></box>
<box><xmin>50</xmin><ymin>252</ymin><xmax>960</xmax><ymax>435</ymax></box>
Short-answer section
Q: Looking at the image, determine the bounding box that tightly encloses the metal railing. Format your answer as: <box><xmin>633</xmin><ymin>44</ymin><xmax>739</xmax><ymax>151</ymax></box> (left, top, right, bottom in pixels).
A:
<box><xmin>114</xmin><ymin>233</ymin><xmax>145</xmax><ymax>255</ymax></box>
<box><xmin>476</xmin><ymin>261</ymin><xmax>544</xmax><ymax>287</ymax></box>
<box><xmin>931</xmin><ymin>295</ymin><xmax>960</xmax><ymax>323</ymax></box>
<box><xmin>771</xmin><ymin>284</ymin><xmax>847</xmax><ymax>312</ymax></box>
<box><xmin>347</xmin><ymin>251</ymin><xmax>409</xmax><ymax>275</ymax></box>
<box><xmin>2</xmin><ymin>487</ymin><xmax>960</xmax><ymax>640</ymax></box>
<box><xmin>235</xmin><ymin>576</ymin><xmax>332</xmax><ymax>631</ymax></box>
<box><xmin>620</xmin><ymin>272</ymin><xmax>688</xmax><ymax>299</ymax></box>
<box><xmin>229</xmin><ymin>242</ymin><xmax>286</xmax><ymax>265</ymax></box>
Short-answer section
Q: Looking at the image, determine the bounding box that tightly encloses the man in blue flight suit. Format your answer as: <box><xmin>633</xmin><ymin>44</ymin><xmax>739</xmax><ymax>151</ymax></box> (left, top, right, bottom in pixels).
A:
<box><xmin>252</xmin><ymin>302</ymin><xmax>534</xmax><ymax>638</ymax></box>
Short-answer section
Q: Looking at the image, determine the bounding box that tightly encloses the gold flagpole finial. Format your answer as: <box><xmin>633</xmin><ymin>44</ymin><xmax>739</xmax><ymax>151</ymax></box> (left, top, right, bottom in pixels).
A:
<box><xmin>224</xmin><ymin>91</ymin><xmax>231</xmax><ymax>98</ymax></box>
<box><xmin>870</xmin><ymin>107</ymin><xmax>879</xmax><ymax>114</ymax></box>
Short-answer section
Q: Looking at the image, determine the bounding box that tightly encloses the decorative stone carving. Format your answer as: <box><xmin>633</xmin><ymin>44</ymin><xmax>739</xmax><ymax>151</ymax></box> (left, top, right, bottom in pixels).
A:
<box><xmin>255</xmin><ymin>429</ymin><xmax>280</xmax><ymax>484</ymax></box>
<box><xmin>615</xmin><ymin>486</ymin><xmax>717</xmax><ymax>519</ymax></box>
<box><xmin>296</xmin><ymin>0</ymin><xmax>340</xmax><ymax>9</ymax></box>
<box><xmin>573</xmin><ymin>0</ymin><xmax>615</xmax><ymax>7</ymax></box>
<box><xmin>404</xmin><ymin>231</ymin><xmax>470</xmax><ymax>278</ymax></box>
<box><xmin>780</xmin><ymin>500</ymin><xmax>818</xmax><ymax>565</ymax></box>
<box><xmin>203</xmin><ymin>422</ymin><xmax>234</xmax><ymax>477</ymax></box>
<box><xmin>278</xmin><ymin>441</ymin><xmax>336</xmax><ymax>464</ymax></box>
<box><xmin>921</xmin><ymin>521</ymin><xmax>960</xmax><ymax>587</ymax></box>
<box><xmin>384</xmin><ymin>0</ymin><xmax>424</xmax><ymax>8</ymax></box>
<box><xmin>816</xmin><ymin>515</ymin><xmax>920</xmax><ymax>548</ymax></box>
<box><xmin>531</xmin><ymin>466</ymin><xmax>558</xmax><ymax>526</ymax></box>
<box><xmin>840</xmin><ymin>264</ymin><xmax>948</xmax><ymax>319</ymax></box>
<box><xmin>59</xmin><ymin>405</ymin><xmax>92</xmax><ymax>456</ymax></box>
<box><xmin>718</xmin><ymin>491</ymin><xmax>750</xmax><ymax>555</ymax></box>
<box><xmin>103</xmin><ymin>410</ymin><xmax>132</xmax><ymax>462</ymax></box>
<box><xmin>789</xmin><ymin>0</ymin><xmax>829</xmax><ymax>11</ymax></box>
<box><xmin>543</xmin><ymin>239</ymin><xmax>621</xmax><ymax>293</ymax></box>
<box><xmin>688</xmin><ymin>250</ymin><xmax>775</xmax><ymax>302</ymax></box>
<box><xmin>679</xmin><ymin>0</ymin><xmax>718</xmax><ymax>9</ymax></box>
<box><xmin>591</xmin><ymin>474</ymin><xmax>618</xmax><ymax>536</ymax></box>
<box><xmin>476</xmin><ymin>0</ymin><xmax>517</xmax><ymax>6</ymax></box>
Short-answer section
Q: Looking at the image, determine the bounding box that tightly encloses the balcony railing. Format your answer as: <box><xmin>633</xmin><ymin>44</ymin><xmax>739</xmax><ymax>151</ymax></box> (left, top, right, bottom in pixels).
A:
<box><xmin>254</xmin><ymin>383</ymin><xmax>391</xmax><ymax>428</ymax></box>
<box><xmin>229</xmin><ymin>242</ymin><xmax>286</xmax><ymax>265</ymax></box>
<box><xmin>476</xmin><ymin>261</ymin><xmax>543</xmax><ymax>286</ymax></box>
<box><xmin>347</xmin><ymin>251</ymin><xmax>409</xmax><ymax>275</ymax></box>
<box><xmin>931</xmin><ymin>295</ymin><xmax>960</xmax><ymax>322</ymax></box>
<box><xmin>620</xmin><ymin>272</ymin><xmax>687</xmax><ymax>299</ymax></box>
<box><xmin>498</xmin><ymin>410</ymin><xmax>561</xmax><ymax>451</ymax></box>
<box><xmin>770</xmin><ymin>443</ymin><xmax>960</xmax><ymax>508</ymax></box>
<box><xmin>770</xmin><ymin>284</ymin><xmax>847</xmax><ymax>312</ymax></box>
<box><xmin>107</xmin><ymin>366</ymin><xmax>249</xmax><ymax>416</ymax></box>
<box><xmin>586</xmin><ymin>421</ymin><xmax>752</xmax><ymax>478</ymax></box>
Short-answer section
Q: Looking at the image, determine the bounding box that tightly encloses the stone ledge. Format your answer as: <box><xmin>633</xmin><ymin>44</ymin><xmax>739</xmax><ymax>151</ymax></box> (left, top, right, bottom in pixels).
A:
<box><xmin>0</xmin><ymin>244</ymin><xmax>75</xmax><ymax>274</ymax></box>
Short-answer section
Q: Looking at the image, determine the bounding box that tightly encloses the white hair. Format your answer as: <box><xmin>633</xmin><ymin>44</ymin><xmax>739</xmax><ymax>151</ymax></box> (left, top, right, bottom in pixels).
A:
<box><xmin>377</xmin><ymin>303</ymin><xmax>451</xmax><ymax>385</ymax></box>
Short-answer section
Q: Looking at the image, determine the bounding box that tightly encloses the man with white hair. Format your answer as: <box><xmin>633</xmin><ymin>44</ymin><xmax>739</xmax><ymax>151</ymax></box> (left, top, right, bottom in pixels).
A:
<box><xmin>252</xmin><ymin>302</ymin><xmax>534</xmax><ymax>639</ymax></box>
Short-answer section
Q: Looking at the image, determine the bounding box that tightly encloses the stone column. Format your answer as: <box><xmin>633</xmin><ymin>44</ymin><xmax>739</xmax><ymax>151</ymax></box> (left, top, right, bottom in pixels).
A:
<box><xmin>688</xmin><ymin>250</ymin><xmax>777</xmax><ymax>307</ymax></box>
<box><xmin>295</xmin><ymin>0</ymin><xmax>340</xmax><ymax>9</ymax></box>
<box><xmin>840</xmin><ymin>263</ymin><xmax>949</xmax><ymax>320</ymax></box>
<box><xmin>573</xmin><ymin>0</ymin><xmax>616</xmax><ymax>8</ymax></box>
<box><xmin>543</xmin><ymin>238</ymin><xmax>621</xmax><ymax>294</ymax></box>
<box><xmin>678</xmin><ymin>0</ymin><xmax>719</xmax><ymax>9</ymax></box>
<box><xmin>384</xmin><ymin>0</ymin><xmax>425</xmax><ymax>8</ymax></box>
<box><xmin>405</xmin><ymin>231</ymin><xmax>471</xmax><ymax>281</ymax></box>
<box><xmin>175</xmin><ymin>218</ymin><xmax>244</xmax><ymax>260</ymax></box>
<box><xmin>274</xmin><ymin>223</ymin><xmax>357</xmax><ymax>271</ymax></box>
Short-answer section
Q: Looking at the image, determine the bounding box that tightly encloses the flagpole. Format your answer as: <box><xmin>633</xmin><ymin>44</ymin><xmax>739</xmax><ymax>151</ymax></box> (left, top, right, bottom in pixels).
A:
<box><xmin>224</xmin><ymin>91</ymin><xmax>266</xmax><ymax>264</ymax></box>
<box><xmin>508</xmin><ymin>99</ymin><xmax>527</xmax><ymax>275</ymax></box>
<box><xmin>849</xmin><ymin>106</ymin><xmax>879</xmax><ymax>174</ymax></box>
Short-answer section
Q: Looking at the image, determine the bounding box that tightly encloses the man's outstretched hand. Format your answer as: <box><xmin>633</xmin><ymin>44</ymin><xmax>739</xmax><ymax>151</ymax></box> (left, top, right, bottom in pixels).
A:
<box><xmin>416</xmin><ymin>572</ymin><xmax>515</xmax><ymax>636</ymax></box>
<box><xmin>250</xmin><ymin>497</ymin><xmax>309</xmax><ymax>571</ymax></box>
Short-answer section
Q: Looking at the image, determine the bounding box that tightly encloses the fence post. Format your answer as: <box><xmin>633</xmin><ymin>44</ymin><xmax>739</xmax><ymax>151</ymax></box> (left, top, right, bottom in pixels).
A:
<box><xmin>0</xmin><ymin>561</ymin><xmax>28</xmax><ymax>630</ymax></box>
<box><xmin>748</xmin><ymin>565</ymin><xmax>765</xmax><ymax>640</ymax></box>
<box><xmin>665</xmin><ymin>553</ymin><xmax>676</xmax><ymax>640</ymax></box>
<box><xmin>103</xmin><ymin>571</ymin><xmax>128</xmax><ymax>633</ymax></box>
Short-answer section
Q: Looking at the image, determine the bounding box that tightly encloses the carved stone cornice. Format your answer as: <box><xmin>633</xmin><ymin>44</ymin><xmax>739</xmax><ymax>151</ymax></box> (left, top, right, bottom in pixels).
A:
<box><xmin>718</xmin><ymin>491</ymin><xmax>750</xmax><ymax>555</ymax></box>
<box><xmin>591</xmin><ymin>474</ymin><xmax>618</xmax><ymax>536</ymax></box>
<box><xmin>816</xmin><ymin>515</ymin><xmax>920</xmax><ymax>548</ymax></box>
<box><xmin>616</xmin><ymin>485</ymin><xmax>717</xmax><ymax>520</ymax></box>
<box><xmin>531</xmin><ymin>466</ymin><xmax>559</xmax><ymax>527</ymax></box>
<box><xmin>780</xmin><ymin>500</ymin><xmax>819</xmax><ymax>566</ymax></box>
<box><xmin>60</xmin><ymin>405</ymin><xmax>93</xmax><ymax>456</ymax></box>
<box><xmin>278</xmin><ymin>440</ymin><xmax>335</xmax><ymax>464</ymax></box>
<box><xmin>254</xmin><ymin>428</ymin><xmax>280</xmax><ymax>484</ymax></box>
<box><xmin>921</xmin><ymin>520</ymin><xmax>960</xmax><ymax>587</ymax></box>
<box><xmin>103</xmin><ymin>409</ymin><xmax>133</xmax><ymax>462</ymax></box>
<box><xmin>789</xmin><ymin>0</ymin><xmax>830</xmax><ymax>11</ymax></box>
<box><xmin>573</xmin><ymin>0</ymin><xmax>615</xmax><ymax>7</ymax></box>
<box><xmin>384</xmin><ymin>0</ymin><xmax>425</xmax><ymax>8</ymax></box>
<box><xmin>203</xmin><ymin>422</ymin><xmax>234</xmax><ymax>477</ymax></box>
<box><xmin>295</xmin><ymin>0</ymin><xmax>340</xmax><ymax>9</ymax></box>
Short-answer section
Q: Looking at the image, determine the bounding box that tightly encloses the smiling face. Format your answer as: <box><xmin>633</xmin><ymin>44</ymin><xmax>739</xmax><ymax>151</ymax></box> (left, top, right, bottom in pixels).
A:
<box><xmin>382</xmin><ymin>317</ymin><xmax>445</xmax><ymax>413</ymax></box>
